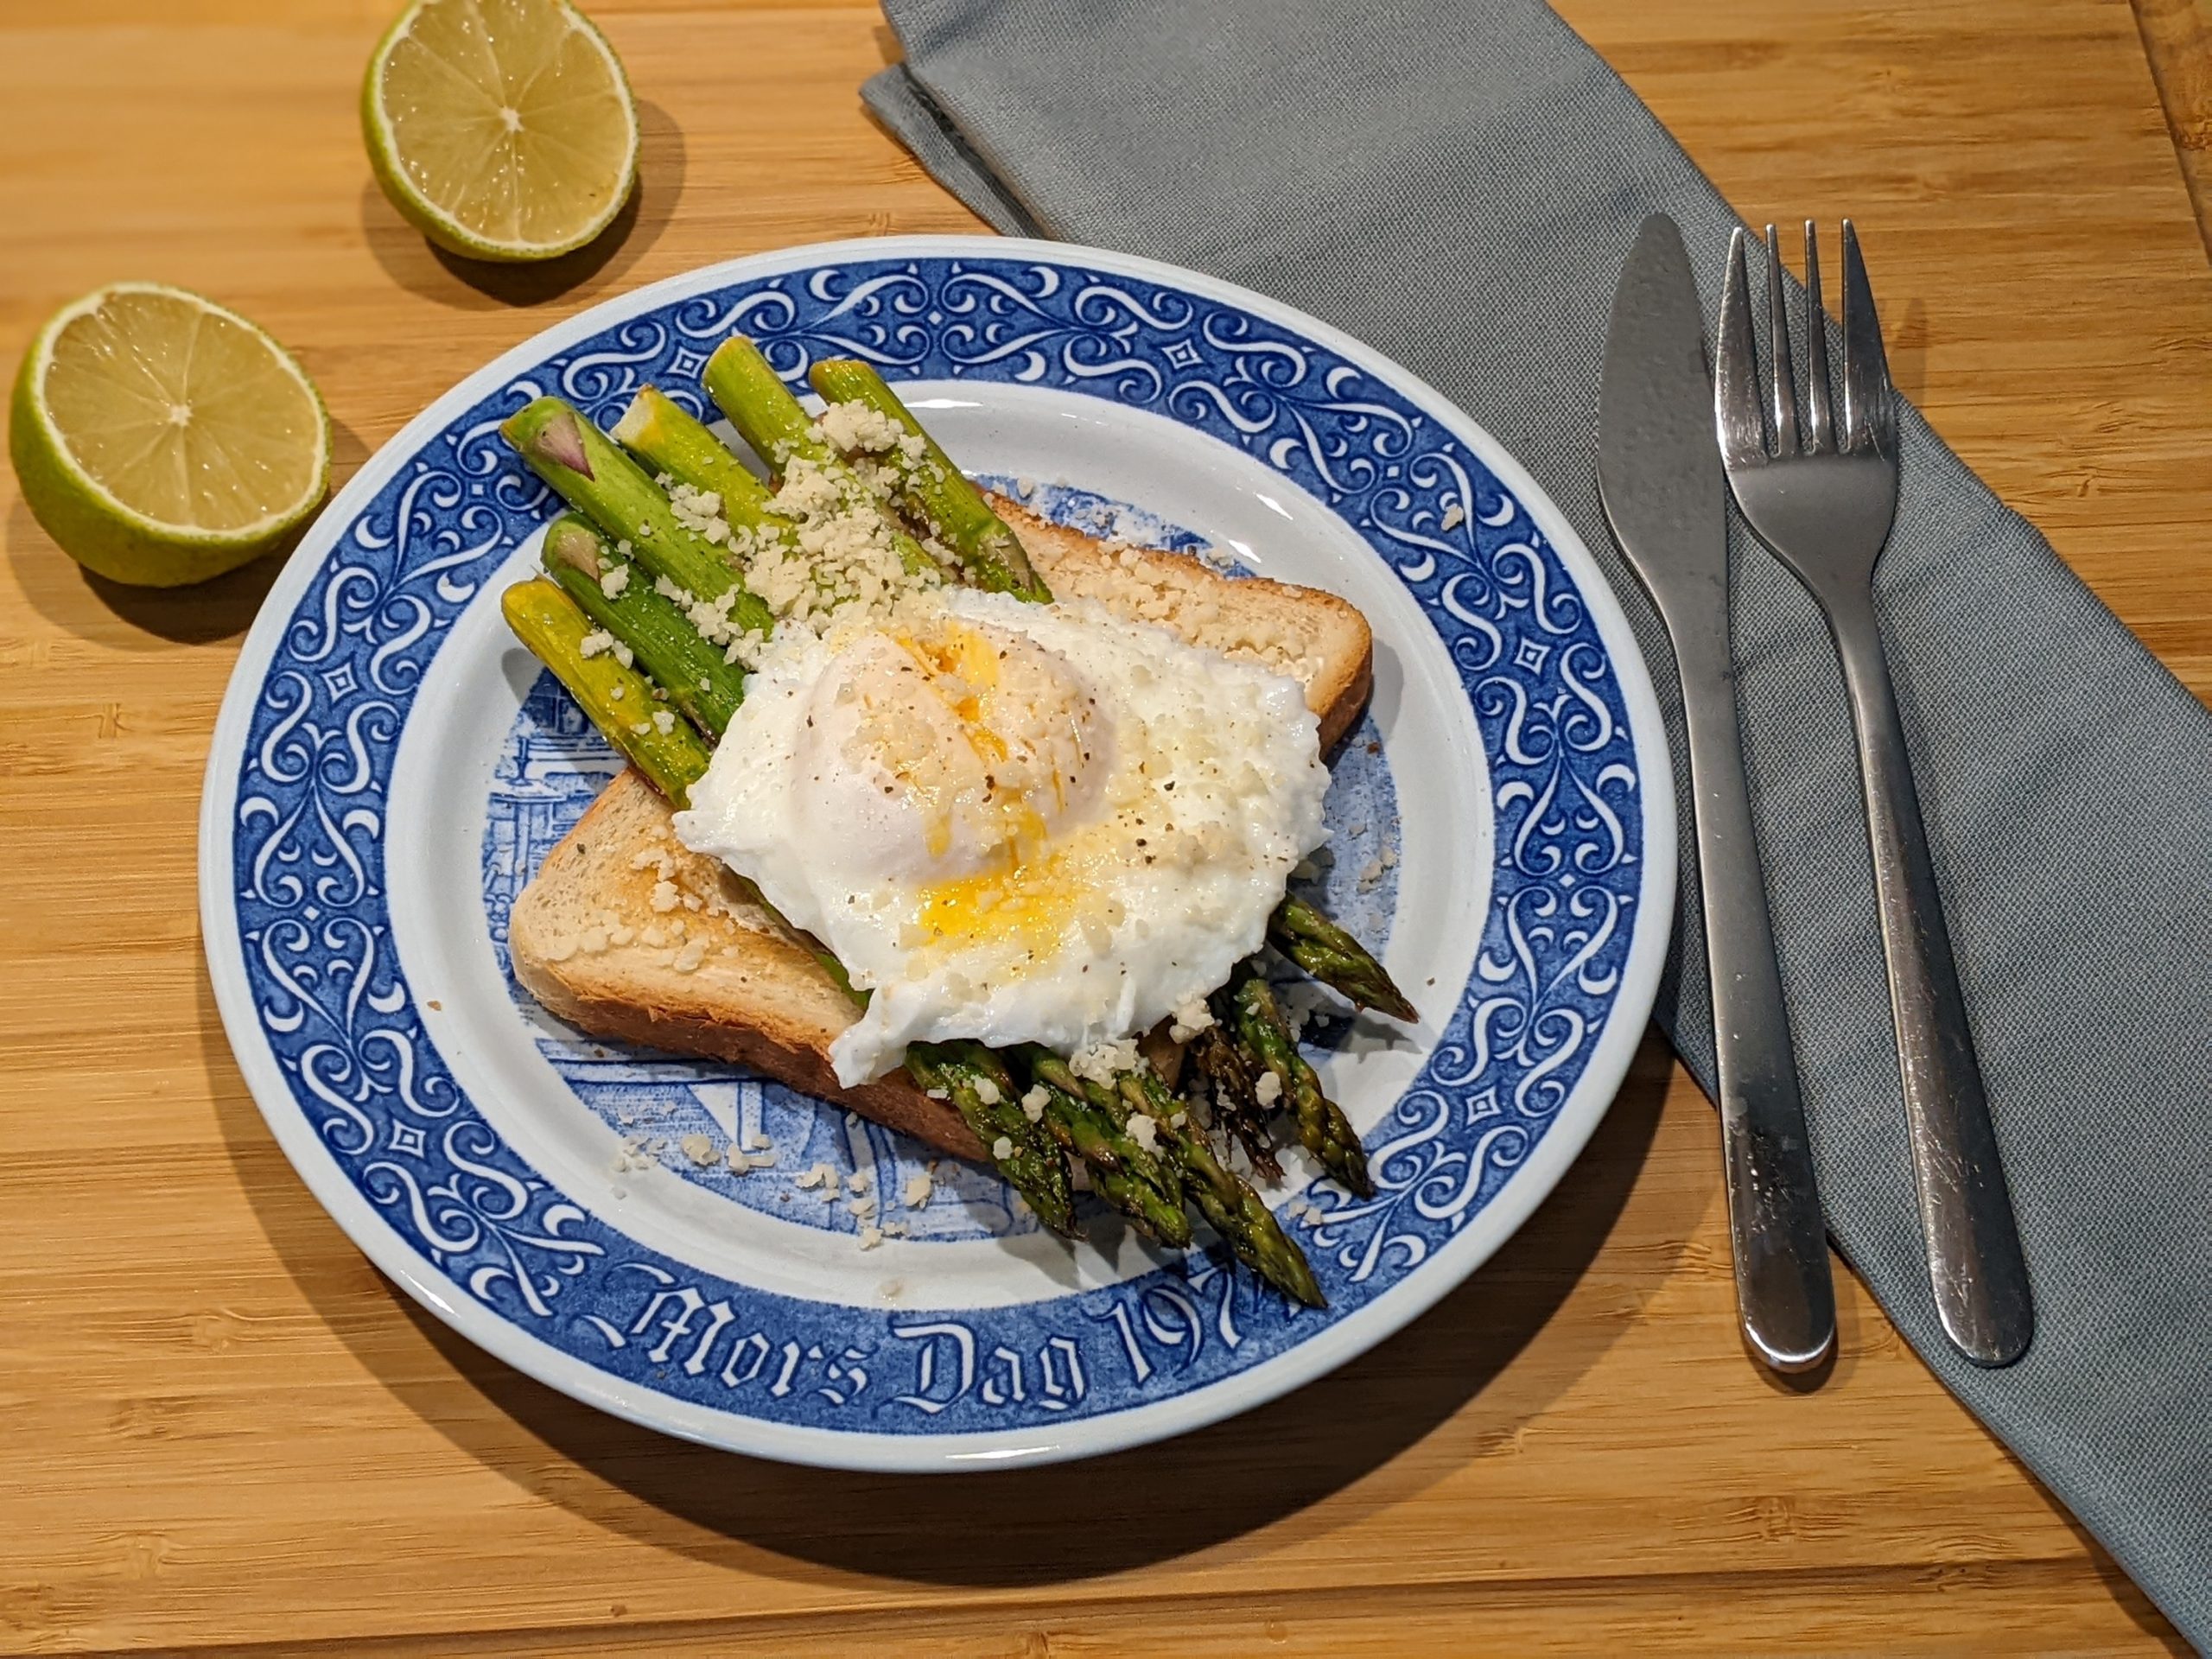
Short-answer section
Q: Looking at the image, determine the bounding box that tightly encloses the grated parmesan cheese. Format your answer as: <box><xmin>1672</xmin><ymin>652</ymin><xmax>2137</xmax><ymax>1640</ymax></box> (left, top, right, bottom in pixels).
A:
<box><xmin>1167</xmin><ymin>995</ymin><xmax>1214</xmax><ymax>1043</ymax></box>
<box><xmin>1069</xmin><ymin>1037</ymin><xmax>1141</xmax><ymax>1086</ymax></box>
<box><xmin>817</xmin><ymin>398</ymin><xmax>906</xmax><ymax>455</ymax></box>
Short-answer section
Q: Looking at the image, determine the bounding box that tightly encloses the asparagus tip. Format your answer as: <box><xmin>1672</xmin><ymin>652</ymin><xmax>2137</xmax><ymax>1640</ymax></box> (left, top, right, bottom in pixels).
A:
<box><xmin>1364</xmin><ymin>982</ymin><xmax>1420</xmax><ymax>1024</ymax></box>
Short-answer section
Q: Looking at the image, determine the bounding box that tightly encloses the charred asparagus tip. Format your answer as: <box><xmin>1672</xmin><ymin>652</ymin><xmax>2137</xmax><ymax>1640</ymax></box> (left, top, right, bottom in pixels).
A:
<box><xmin>1269</xmin><ymin>898</ymin><xmax>1419</xmax><ymax>1022</ymax></box>
<box><xmin>1235</xmin><ymin>974</ymin><xmax>1374</xmax><ymax>1199</ymax></box>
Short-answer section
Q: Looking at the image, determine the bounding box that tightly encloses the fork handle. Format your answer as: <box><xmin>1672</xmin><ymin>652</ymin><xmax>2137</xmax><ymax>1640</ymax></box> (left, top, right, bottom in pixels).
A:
<box><xmin>1674</xmin><ymin>614</ymin><xmax>1836</xmax><ymax>1373</ymax></box>
<box><xmin>1827</xmin><ymin>588</ymin><xmax>2034</xmax><ymax>1366</ymax></box>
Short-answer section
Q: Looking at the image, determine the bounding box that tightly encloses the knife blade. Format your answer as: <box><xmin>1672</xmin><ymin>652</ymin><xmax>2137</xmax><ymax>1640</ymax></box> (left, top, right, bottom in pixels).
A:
<box><xmin>1598</xmin><ymin>213</ymin><xmax>1836</xmax><ymax>1374</ymax></box>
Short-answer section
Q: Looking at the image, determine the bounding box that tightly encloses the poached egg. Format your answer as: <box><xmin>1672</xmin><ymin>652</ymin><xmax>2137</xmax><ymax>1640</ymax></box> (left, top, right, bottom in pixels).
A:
<box><xmin>675</xmin><ymin>587</ymin><xmax>1328</xmax><ymax>1085</ymax></box>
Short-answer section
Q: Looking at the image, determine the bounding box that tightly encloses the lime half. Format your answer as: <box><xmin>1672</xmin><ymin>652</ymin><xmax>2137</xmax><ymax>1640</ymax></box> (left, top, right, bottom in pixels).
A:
<box><xmin>363</xmin><ymin>0</ymin><xmax>639</xmax><ymax>263</ymax></box>
<box><xmin>10</xmin><ymin>283</ymin><xmax>330</xmax><ymax>588</ymax></box>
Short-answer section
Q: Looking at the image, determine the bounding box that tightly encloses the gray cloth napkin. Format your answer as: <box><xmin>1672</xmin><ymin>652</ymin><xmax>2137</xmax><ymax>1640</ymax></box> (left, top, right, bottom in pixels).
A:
<box><xmin>864</xmin><ymin>0</ymin><xmax>2212</xmax><ymax>1639</ymax></box>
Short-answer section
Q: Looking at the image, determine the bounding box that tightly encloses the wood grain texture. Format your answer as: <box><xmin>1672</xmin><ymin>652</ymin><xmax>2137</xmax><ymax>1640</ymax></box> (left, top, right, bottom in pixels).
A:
<box><xmin>2134</xmin><ymin>0</ymin><xmax>2212</xmax><ymax>254</ymax></box>
<box><xmin>1</xmin><ymin>0</ymin><xmax>2207</xmax><ymax>1652</ymax></box>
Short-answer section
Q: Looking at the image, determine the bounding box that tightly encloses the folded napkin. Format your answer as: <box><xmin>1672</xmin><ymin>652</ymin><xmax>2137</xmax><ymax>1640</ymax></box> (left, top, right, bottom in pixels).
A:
<box><xmin>866</xmin><ymin>0</ymin><xmax>2212</xmax><ymax>1637</ymax></box>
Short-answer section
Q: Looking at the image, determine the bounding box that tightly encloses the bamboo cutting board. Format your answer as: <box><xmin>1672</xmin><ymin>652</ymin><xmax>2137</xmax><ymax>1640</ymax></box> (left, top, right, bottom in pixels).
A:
<box><xmin>2</xmin><ymin>0</ymin><xmax>2209</xmax><ymax>1652</ymax></box>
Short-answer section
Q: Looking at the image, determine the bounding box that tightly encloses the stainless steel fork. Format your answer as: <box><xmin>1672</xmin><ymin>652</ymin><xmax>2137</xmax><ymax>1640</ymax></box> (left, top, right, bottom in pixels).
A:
<box><xmin>1714</xmin><ymin>222</ymin><xmax>2032</xmax><ymax>1367</ymax></box>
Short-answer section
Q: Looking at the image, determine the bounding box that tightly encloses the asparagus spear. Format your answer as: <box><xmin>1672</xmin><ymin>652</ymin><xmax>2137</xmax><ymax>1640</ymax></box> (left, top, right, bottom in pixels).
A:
<box><xmin>1120</xmin><ymin>1066</ymin><xmax>1325</xmax><ymax>1308</ymax></box>
<box><xmin>618</xmin><ymin>383</ymin><xmax>944</xmax><ymax>594</ymax></box>
<box><xmin>808</xmin><ymin>358</ymin><xmax>1051</xmax><ymax>601</ymax></box>
<box><xmin>541</xmin><ymin>514</ymin><xmax>747</xmax><ymax>740</ymax></box>
<box><xmin>610</xmin><ymin>385</ymin><xmax>780</xmax><ymax>520</ymax></box>
<box><xmin>1187</xmin><ymin>1019</ymin><xmax>1282</xmax><ymax>1182</ymax></box>
<box><xmin>500</xmin><ymin>580</ymin><xmax>715</xmax><ymax>808</ymax></box>
<box><xmin>501</xmin><ymin>397</ymin><xmax>775</xmax><ymax>641</ymax></box>
<box><xmin>1014</xmin><ymin>1046</ymin><xmax>1191</xmax><ymax>1248</ymax></box>
<box><xmin>1234</xmin><ymin>976</ymin><xmax>1374</xmax><ymax>1198</ymax></box>
<box><xmin>702</xmin><ymin>335</ymin><xmax>818</xmax><ymax>472</ymax></box>
<box><xmin>905</xmin><ymin>1041</ymin><xmax>1076</xmax><ymax>1236</ymax></box>
<box><xmin>1268</xmin><ymin>896</ymin><xmax>1418</xmax><ymax>1022</ymax></box>
<box><xmin>701</xmin><ymin>337</ymin><xmax>940</xmax><ymax>578</ymax></box>
<box><xmin>1023</xmin><ymin>1050</ymin><xmax>1321</xmax><ymax>1305</ymax></box>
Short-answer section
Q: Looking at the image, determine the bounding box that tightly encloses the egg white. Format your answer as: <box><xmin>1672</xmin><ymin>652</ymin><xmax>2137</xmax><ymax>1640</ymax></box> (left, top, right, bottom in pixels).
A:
<box><xmin>674</xmin><ymin>587</ymin><xmax>1329</xmax><ymax>1086</ymax></box>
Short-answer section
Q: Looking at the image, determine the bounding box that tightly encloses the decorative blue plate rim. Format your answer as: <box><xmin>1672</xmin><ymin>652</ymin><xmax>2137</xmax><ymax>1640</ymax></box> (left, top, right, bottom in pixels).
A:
<box><xmin>199</xmin><ymin>235</ymin><xmax>1675</xmax><ymax>1471</ymax></box>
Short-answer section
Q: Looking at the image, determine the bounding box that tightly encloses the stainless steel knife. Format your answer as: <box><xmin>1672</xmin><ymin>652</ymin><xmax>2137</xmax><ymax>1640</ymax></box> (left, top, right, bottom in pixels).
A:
<box><xmin>1597</xmin><ymin>213</ymin><xmax>1836</xmax><ymax>1373</ymax></box>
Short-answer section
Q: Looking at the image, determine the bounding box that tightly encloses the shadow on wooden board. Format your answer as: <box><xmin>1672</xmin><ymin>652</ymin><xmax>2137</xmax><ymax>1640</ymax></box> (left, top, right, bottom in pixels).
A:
<box><xmin>200</xmin><ymin>943</ymin><xmax>1681</xmax><ymax>1589</ymax></box>
<box><xmin>359</xmin><ymin>99</ymin><xmax>687</xmax><ymax>312</ymax></box>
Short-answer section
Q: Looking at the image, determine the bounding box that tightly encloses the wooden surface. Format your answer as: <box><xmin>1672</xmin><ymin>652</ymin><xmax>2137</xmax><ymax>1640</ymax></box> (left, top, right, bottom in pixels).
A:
<box><xmin>3</xmin><ymin>0</ymin><xmax>2209</xmax><ymax>1652</ymax></box>
<box><xmin>2136</xmin><ymin>0</ymin><xmax>2212</xmax><ymax>252</ymax></box>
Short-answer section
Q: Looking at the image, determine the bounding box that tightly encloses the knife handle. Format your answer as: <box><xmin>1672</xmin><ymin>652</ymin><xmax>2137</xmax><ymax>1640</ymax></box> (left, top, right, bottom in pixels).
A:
<box><xmin>1674</xmin><ymin>616</ymin><xmax>1837</xmax><ymax>1373</ymax></box>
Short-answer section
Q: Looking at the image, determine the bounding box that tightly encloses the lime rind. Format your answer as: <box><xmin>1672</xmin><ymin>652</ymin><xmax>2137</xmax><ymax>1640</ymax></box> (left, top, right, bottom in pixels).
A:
<box><xmin>10</xmin><ymin>283</ymin><xmax>331</xmax><ymax>588</ymax></box>
<box><xmin>361</xmin><ymin>0</ymin><xmax>639</xmax><ymax>264</ymax></box>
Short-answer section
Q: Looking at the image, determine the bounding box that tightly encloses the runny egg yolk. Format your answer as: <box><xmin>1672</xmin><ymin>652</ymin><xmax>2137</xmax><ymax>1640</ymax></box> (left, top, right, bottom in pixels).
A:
<box><xmin>817</xmin><ymin>618</ymin><xmax>1108</xmax><ymax>950</ymax></box>
<box><xmin>893</xmin><ymin>623</ymin><xmax>1103</xmax><ymax>951</ymax></box>
<box><xmin>912</xmin><ymin>844</ymin><xmax>1084</xmax><ymax>957</ymax></box>
<box><xmin>891</xmin><ymin>622</ymin><xmax>1090</xmax><ymax>865</ymax></box>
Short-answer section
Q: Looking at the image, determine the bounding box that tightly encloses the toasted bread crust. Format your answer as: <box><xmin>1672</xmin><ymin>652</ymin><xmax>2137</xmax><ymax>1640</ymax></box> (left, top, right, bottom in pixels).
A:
<box><xmin>508</xmin><ymin>771</ymin><xmax>986</xmax><ymax>1159</ymax></box>
<box><xmin>507</xmin><ymin>503</ymin><xmax>1376</xmax><ymax>1154</ymax></box>
<box><xmin>992</xmin><ymin>496</ymin><xmax>1375</xmax><ymax>750</ymax></box>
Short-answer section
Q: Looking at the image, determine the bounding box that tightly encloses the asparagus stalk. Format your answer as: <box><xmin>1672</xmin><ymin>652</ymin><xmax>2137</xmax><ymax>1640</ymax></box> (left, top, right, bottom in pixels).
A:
<box><xmin>501</xmin><ymin>397</ymin><xmax>775</xmax><ymax>641</ymax></box>
<box><xmin>702</xmin><ymin>335</ymin><xmax>818</xmax><ymax>472</ymax></box>
<box><xmin>610</xmin><ymin>385</ymin><xmax>780</xmax><ymax>520</ymax></box>
<box><xmin>1234</xmin><ymin>976</ymin><xmax>1374</xmax><ymax>1198</ymax></box>
<box><xmin>1014</xmin><ymin>1047</ymin><xmax>1191</xmax><ymax>1248</ymax></box>
<box><xmin>618</xmin><ymin>384</ymin><xmax>941</xmax><ymax>594</ymax></box>
<box><xmin>1023</xmin><ymin>1050</ymin><xmax>1321</xmax><ymax>1306</ymax></box>
<box><xmin>701</xmin><ymin>338</ymin><xmax>939</xmax><ymax>578</ymax></box>
<box><xmin>808</xmin><ymin>358</ymin><xmax>1051</xmax><ymax>601</ymax></box>
<box><xmin>500</xmin><ymin>580</ymin><xmax>715</xmax><ymax>808</ymax></box>
<box><xmin>541</xmin><ymin>514</ymin><xmax>747</xmax><ymax>740</ymax></box>
<box><xmin>1187</xmin><ymin>1020</ymin><xmax>1283</xmax><ymax>1182</ymax></box>
<box><xmin>1119</xmin><ymin>1066</ymin><xmax>1325</xmax><ymax>1308</ymax></box>
<box><xmin>1268</xmin><ymin>896</ymin><xmax>1418</xmax><ymax>1022</ymax></box>
<box><xmin>905</xmin><ymin>1041</ymin><xmax>1076</xmax><ymax>1236</ymax></box>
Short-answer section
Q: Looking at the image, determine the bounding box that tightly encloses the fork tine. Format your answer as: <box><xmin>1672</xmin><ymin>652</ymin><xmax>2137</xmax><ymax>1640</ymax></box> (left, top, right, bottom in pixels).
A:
<box><xmin>1840</xmin><ymin>219</ymin><xmax>1895</xmax><ymax>455</ymax></box>
<box><xmin>1801</xmin><ymin>221</ymin><xmax>1834</xmax><ymax>453</ymax></box>
<box><xmin>1763</xmin><ymin>225</ymin><xmax>1799</xmax><ymax>454</ymax></box>
<box><xmin>1714</xmin><ymin>226</ymin><xmax>1766</xmax><ymax>466</ymax></box>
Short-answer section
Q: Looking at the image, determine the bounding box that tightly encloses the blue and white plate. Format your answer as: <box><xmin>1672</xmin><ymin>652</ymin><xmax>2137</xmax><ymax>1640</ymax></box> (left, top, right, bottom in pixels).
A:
<box><xmin>200</xmin><ymin>237</ymin><xmax>1675</xmax><ymax>1471</ymax></box>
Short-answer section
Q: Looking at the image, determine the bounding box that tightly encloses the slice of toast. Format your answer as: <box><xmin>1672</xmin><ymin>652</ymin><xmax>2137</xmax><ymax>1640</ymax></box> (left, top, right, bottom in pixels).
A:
<box><xmin>507</xmin><ymin>496</ymin><xmax>1375</xmax><ymax>1159</ymax></box>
